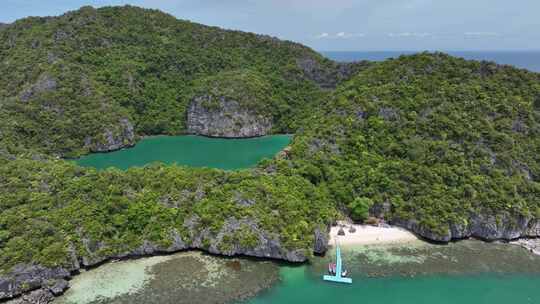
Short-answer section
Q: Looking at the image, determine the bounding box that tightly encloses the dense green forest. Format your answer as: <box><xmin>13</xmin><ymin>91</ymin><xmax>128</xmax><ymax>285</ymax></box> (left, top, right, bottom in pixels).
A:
<box><xmin>286</xmin><ymin>53</ymin><xmax>540</xmax><ymax>238</ymax></box>
<box><xmin>0</xmin><ymin>5</ymin><xmax>363</xmax><ymax>157</ymax></box>
<box><xmin>1</xmin><ymin>6</ymin><xmax>540</xmax><ymax>295</ymax></box>
<box><xmin>0</xmin><ymin>5</ymin><xmax>348</xmax><ymax>276</ymax></box>
<box><xmin>0</xmin><ymin>156</ymin><xmax>334</xmax><ymax>272</ymax></box>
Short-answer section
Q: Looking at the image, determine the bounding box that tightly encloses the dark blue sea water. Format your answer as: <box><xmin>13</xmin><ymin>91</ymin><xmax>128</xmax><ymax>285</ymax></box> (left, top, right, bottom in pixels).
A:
<box><xmin>322</xmin><ymin>51</ymin><xmax>540</xmax><ymax>72</ymax></box>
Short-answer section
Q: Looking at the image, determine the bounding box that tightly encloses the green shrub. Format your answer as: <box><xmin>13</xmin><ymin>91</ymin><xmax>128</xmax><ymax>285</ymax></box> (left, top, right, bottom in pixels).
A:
<box><xmin>348</xmin><ymin>197</ymin><xmax>374</xmax><ymax>222</ymax></box>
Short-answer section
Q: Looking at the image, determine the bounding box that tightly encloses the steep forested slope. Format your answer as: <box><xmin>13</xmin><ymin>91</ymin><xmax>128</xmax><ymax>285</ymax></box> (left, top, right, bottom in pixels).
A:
<box><xmin>0</xmin><ymin>153</ymin><xmax>335</xmax><ymax>300</ymax></box>
<box><xmin>0</xmin><ymin>5</ymin><xmax>365</xmax><ymax>157</ymax></box>
<box><xmin>287</xmin><ymin>53</ymin><xmax>540</xmax><ymax>241</ymax></box>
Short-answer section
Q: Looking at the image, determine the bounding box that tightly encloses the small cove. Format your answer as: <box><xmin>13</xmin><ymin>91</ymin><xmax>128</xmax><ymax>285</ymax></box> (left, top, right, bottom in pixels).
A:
<box><xmin>75</xmin><ymin>135</ymin><xmax>291</xmax><ymax>170</ymax></box>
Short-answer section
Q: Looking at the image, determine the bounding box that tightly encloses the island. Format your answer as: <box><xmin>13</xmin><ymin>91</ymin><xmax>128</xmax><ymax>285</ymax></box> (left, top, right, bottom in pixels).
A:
<box><xmin>0</xmin><ymin>5</ymin><xmax>539</xmax><ymax>303</ymax></box>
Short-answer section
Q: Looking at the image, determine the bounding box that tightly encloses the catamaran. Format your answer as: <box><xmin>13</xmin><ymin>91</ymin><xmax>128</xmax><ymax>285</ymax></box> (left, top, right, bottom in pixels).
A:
<box><xmin>323</xmin><ymin>241</ymin><xmax>352</xmax><ymax>284</ymax></box>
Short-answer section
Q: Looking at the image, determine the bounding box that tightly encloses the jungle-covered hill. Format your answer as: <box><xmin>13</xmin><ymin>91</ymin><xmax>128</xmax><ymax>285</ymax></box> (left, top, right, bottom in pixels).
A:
<box><xmin>0</xmin><ymin>5</ymin><xmax>366</xmax><ymax>157</ymax></box>
<box><xmin>286</xmin><ymin>52</ymin><xmax>540</xmax><ymax>241</ymax></box>
<box><xmin>1</xmin><ymin>5</ymin><xmax>540</xmax><ymax>303</ymax></box>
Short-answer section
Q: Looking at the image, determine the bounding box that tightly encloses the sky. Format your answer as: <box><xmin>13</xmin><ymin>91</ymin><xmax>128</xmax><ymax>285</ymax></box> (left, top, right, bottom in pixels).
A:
<box><xmin>2</xmin><ymin>0</ymin><xmax>540</xmax><ymax>51</ymax></box>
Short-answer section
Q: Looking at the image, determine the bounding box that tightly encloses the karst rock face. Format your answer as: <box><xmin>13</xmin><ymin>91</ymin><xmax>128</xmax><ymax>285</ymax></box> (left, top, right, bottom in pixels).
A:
<box><xmin>187</xmin><ymin>95</ymin><xmax>272</xmax><ymax>138</ymax></box>
<box><xmin>392</xmin><ymin>213</ymin><xmax>540</xmax><ymax>243</ymax></box>
<box><xmin>0</xmin><ymin>217</ymin><xmax>324</xmax><ymax>303</ymax></box>
<box><xmin>84</xmin><ymin>118</ymin><xmax>136</xmax><ymax>152</ymax></box>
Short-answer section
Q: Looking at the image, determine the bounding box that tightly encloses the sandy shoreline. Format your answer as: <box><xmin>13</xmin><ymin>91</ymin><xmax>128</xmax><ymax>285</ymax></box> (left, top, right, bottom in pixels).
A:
<box><xmin>328</xmin><ymin>222</ymin><xmax>419</xmax><ymax>246</ymax></box>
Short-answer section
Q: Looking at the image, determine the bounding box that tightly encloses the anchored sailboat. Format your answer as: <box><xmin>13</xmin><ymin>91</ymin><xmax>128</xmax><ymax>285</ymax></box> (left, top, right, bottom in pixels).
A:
<box><xmin>323</xmin><ymin>241</ymin><xmax>352</xmax><ymax>284</ymax></box>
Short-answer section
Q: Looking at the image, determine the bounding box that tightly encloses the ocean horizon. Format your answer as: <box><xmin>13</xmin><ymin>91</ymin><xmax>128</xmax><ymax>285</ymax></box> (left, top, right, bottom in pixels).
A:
<box><xmin>322</xmin><ymin>50</ymin><xmax>540</xmax><ymax>72</ymax></box>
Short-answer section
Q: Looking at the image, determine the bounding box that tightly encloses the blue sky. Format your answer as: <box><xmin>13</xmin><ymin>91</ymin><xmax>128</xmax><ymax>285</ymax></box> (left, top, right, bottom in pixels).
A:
<box><xmin>2</xmin><ymin>0</ymin><xmax>539</xmax><ymax>51</ymax></box>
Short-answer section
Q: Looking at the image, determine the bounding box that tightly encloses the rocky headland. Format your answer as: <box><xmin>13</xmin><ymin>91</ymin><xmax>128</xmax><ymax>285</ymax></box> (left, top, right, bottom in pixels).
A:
<box><xmin>0</xmin><ymin>220</ymin><xmax>328</xmax><ymax>303</ymax></box>
<box><xmin>393</xmin><ymin>213</ymin><xmax>540</xmax><ymax>243</ymax></box>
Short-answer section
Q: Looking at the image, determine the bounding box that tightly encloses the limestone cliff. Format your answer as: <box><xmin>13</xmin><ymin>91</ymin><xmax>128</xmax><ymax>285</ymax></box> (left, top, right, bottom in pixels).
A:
<box><xmin>186</xmin><ymin>69</ymin><xmax>274</xmax><ymax>138</ymax></box>
<box><xmin>187</xmin><ymin>96</ymin><xmax>272</xmax><ymax>138</ymax></box>
<box><xmin>392</xmin><ymin>213</ymin><xmax>540</xmax><ymax>243</ymax></box>
<box><xmin>84</xmin><ymin>118</ymin><xmax>136</xmax><ymax>152</ymax></box>
<box><xmin>0</xmin><ymin>221</ymin><xmax>326</xmax><ymax>303</ymax></box>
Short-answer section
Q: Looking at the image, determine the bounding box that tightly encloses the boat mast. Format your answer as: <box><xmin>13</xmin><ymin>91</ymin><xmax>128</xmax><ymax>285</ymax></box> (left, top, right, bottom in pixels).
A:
<box><xmin>335</xmin><ymin>240</ymin><xmax>342</xmax><ymax>276</ymax></box>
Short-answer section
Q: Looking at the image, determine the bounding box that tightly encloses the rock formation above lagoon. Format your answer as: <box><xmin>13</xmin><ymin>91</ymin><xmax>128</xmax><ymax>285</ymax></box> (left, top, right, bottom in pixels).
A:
<box><xmin>187</xmin><ymin>96</ymin><xmax>272</xmax><ymax>138</ymax></box>
<box><xmin>186</xmin><ymin>70</ymin><xmax>274</xmax><ymax>138</ymax></box>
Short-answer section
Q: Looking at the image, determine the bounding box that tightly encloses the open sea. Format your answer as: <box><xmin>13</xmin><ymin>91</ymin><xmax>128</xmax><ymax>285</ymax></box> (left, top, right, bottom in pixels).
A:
<box><xmin>322</xmin><ymin>51</ymin><xmax>540</xmax><ymax>72</ymax></box>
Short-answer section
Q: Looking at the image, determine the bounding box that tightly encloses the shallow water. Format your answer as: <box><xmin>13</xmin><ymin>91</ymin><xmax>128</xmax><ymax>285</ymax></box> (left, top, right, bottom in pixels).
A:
<box><xmin>55</xmin><ymin>241</ymin><xmax>540</xmax><ymax>304</ymax></box>
<box><xmin>54</xmin><ymin>252</ymin><xmax>279</xmax><ymax>304</ymax></box>
<box><xmin>243</xmin><ymin>268</ymin><xmax>540</xmax><ymax>304</ymax></box>
<box><xmin>241</xmin><ymin>241</ymin><xmax>540</xmax><ymax>304</ymax></box>
<box><xmin>75</xmin><ymin>135</ymin><xmax>291</xmax><ymax>170</ymax></box>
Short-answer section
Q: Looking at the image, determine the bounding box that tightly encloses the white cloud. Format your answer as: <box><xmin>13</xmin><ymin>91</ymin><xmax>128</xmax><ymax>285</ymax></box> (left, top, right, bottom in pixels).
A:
<box><xmin>387</xmin><ymin>32</ymin><xmax>431</xmax><ymax>38</ymax></box>
<box><xmin>315</xmin><ymin>32</ymin><xmax>365</xmax><ymax>39</ymax></box>
<box><xmin>315</xmin><ymin>32</ymin><xmax>330</xmax><ymax>39</ymax></box>
<box><xmin>464</xmin><ymin>32</ymin><xmax>500</xmax><ymax>37</ymax></box>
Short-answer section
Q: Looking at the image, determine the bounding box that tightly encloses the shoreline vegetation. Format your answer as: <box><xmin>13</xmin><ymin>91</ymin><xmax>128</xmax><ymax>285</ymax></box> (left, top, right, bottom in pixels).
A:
<box><xmin>1</xmin><ymin>5</ymin><xmax>539</xmax><ymax>303</ymax></box>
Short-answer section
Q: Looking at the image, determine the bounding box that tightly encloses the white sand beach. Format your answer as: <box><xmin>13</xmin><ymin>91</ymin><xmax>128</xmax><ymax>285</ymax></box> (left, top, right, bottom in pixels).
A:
<box><xmin>328</xmin><ymin>222</ymin><xmax>419</xmax><ymax>246</ymax></box>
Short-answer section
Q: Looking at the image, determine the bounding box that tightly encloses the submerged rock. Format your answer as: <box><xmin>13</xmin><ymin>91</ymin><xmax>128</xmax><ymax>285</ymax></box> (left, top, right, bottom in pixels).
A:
<box><xmin>53</xmin><ymin>252</ymin><xmax>279</xmax><ymax>304</ymax></box>
<box><xmin>512</xmin><ymin>239</ymin><xmax>540</xmax><ymax>256</ymax></box>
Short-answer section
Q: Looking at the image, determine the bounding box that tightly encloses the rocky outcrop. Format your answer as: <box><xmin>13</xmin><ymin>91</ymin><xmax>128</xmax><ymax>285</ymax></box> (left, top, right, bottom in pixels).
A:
<box><xmin>5</xmin><ymin>289</ymin><xmax>54</xmax><ymax>304</ymax></box>
<box><xmin>296</xmin><ymin>57</ymin><xmax>371</xmax><ymax>89</ymax></box>
<box><xmin>393</xmin><ymin>213</ymin><xmax>540</xmax><ymax>243</ymax></box>
<box><xmin>84</xmin><ymin>118</ymin><xmax>136</xmax><ymax>152</ymax></box>
<box><xmin>313</xmin><ymin>227</ymin><xmax>329</xmax><ymax>255</ymax></box>
<box><xmin>378</xmin><ymin>107</ymin><xmax>400</xmax><ymax>121</ymax></box>
<box><xmin>19</xmin><ymin>74</ymin><xmax>57</xmax><ymax>102</ymax></box>
<box><xmin>370</xmin><ymin>200</ymin><xmax>391</xmax><ymax>219</ymax></box>
<box><xmin>187</xmin><ymin>95</ymin><xmax>272</xmax><ymax>138</ymax></box>
<box><xmin>512</xmin><ymin>238</ymin><xmax>540</xmax><ymax>256</ymax></box>
<box><xmin>207</xmin><ymin>218</ymin><xmax>307</xmax><ymax>262</ymax></box>
<box><xmin>392</xmin><ymin>219</ymin><xmax>452</xmax><ymax>242</ymax></box>
<box><xmin>0</xmin><ymin>265</ymin><xmax>69</xmax><ymax>301</ymax></box>
<box><xmin>0</xmin><ymin>216</ymin><xmax>322</xmax><ymax>303</ymax></box>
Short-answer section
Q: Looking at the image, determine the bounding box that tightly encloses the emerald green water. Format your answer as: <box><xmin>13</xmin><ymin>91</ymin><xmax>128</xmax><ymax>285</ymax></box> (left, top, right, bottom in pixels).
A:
<box><xmin>55</xmin><ymin>241</ymin><xmax>540</xmax><ymax>304</ymax></box>
<box><xmin>243</xmin><ymin>242</ymin><xmax>540</xmax><ymax>304</ymax></box>
<box><xmin>245</xmin><ymin>267</ymin><xmax>540</xmax><ymax>304</ymax></box>
<box><xmin>76</xmin><ymin>135</ymin><xmax>291</xmax><ymax>170</ymax></box>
